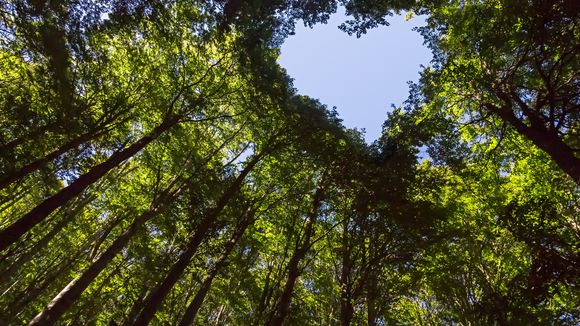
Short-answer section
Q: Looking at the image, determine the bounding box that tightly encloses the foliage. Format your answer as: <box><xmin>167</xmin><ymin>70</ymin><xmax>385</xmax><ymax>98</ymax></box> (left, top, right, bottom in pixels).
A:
<box><xmin>0</xmin><ymin>0</ymin><xmax>577</xmax><ymax>325</ymax></box>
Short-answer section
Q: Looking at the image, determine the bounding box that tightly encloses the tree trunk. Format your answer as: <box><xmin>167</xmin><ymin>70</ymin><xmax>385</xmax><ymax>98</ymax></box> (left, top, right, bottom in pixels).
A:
<box><xmin>268</xmin><ymin>257</ymin><xmax>300</xmax><ymax>326</ymax></box>
<box><xmin>0</xmin><ymin>127</ymin><xmax>105</xmax><ymax>190</ymax></box>
<box><xmin>27</xmin><ymin>180</ymin><xmax>183</xmax><ymax>326</ymax></box>
<box><xmin>1</xmin><ymin>248</ymin><xmax>82</xmax><ymax>323</ymax></box>
<box><xmin>178</xmin><ymin>210</ymin><xmax>255</xmax><ymax>326</ymax></box>
<box><xmin>268</xmin><ymin>187</ymin><xmax>324</xmax><ymax>326</ymax></box>
<box><xmin>129</xmin><ymin>153</ymin><xmax>263</xmax><ymax>325</ymax></box>
<box><xmin>254</xmin><ymin>264</ymin><xmax>275</xmax><ymax>325</ymax></box>
<box><xmin>367</xmin><ymin>298</ymin><xmax>377</xmax><ymax>326</ymax></box>
<box><xmin>0</xmin><ymin>122</ymin><xmax>57</xmax><ymax>156</ymax></box>
<box><xmin>122</xmin><ymin>288</ymin><xmax>150</xmax><ymax>326</ymax></box>
<box><xmin>0</xmin><ymin>116</ymin><xmax>179</xmax><ymax>252</ymax></box>
<box><xmin>214</xmin><ymin>304</ymin><xmax>226</xmax><ymax>325</ymax></box>
<box><xmin>340</xmin><ymin>221</ymin><xmax>353</xmax><ymax>326</ymax></box>
<box><xmin>487</xmin><ymin>103</ymin><xmax>580</xmax><ymax>184</ymax></box>
<box><xmin>366</xmin><ymin>245</ymin><xmax>377</xmax><ymax>326</ymax></box>
<box><xmin>0</xmin><ymin>194</ymin><xmax>93</xmax><ymax>283</ymax></box>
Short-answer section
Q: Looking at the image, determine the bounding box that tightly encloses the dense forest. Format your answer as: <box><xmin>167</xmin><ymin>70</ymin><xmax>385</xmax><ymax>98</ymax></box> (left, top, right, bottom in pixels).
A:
<box><xmin>0</xmin><ymin>0</ymin><xmax>578</xmax><ymax>325</ymax></box>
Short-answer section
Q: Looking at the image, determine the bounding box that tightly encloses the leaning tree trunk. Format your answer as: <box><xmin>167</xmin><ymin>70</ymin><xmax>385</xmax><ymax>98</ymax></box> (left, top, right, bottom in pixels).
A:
<box><xmin>0</xmin><ymin>194</ymin><xmax>94</xmax><ymax>284</ymax></box>
<box><xmin>0</xmin><ymin>115</ymin><xmax>180</xmax><ymax>252</ymax></box>
<box><xmin>27</xmin><ymin>179</ymin><xmax>184</xmax><ymax>326</ymax></box>
<box><xmin>0</xmin><ymin>127</ymin><xmax>106</xmax><ymax>190</ymax></box>
<box><xmin>0</xmin><ymin>121</ymin><xmax>60</xmax><ymax>157</ymax></box>
<box><xmin>129</xmin><ymin>153</ymin><xmax>263</xmax><ymax>325</ymax></box>
<box><xmin>340</xmin><ymin>220</ymin><xmax>354</xmax><ymax>326</ymax></box>
<box><xmin>178</xmin><ymin>209</ymin><xmax>256</xmax><ymax>326</ymax></box>
<box><xmin>268</xmin><ymin>187</ymin><xmax>324</xmax><ymax>326</ymax></box>
<box><xmin>486</xmin><ymin>102</ymin><xmax>580</xmax><ymax>184</ymax></box>
<box><xmin>254</xmin><ymin>263</ymin><xmax>275</xmax><ymax>325</ymax></box>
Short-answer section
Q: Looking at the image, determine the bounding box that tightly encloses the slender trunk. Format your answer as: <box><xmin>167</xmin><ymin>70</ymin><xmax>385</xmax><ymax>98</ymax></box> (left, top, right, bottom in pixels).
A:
<box><xmin>340</xmin><ymin>281</ymin><xmax>354</xmax><ymax>326</ymax></box>
<box><xmin>129</xmin><ymin>154</ymin><xmax>263</xmax><ymax>326</ymax></box>
<box><xmin>366</xmin><ymin>242</ymin><xmax>377</xmax><ymax>326</ymax></box>
<box><xmin>178</xmin><ymin>211</ymin><xmax>255</xmax><ymax>326</ymax></box>
<box><xmin>268</xmin><ymin>188</ymin><xmax>324</xmax><ymax>326</ymax></box>
<box><xmin>0</xmin><ymin>116</ymin><xmax>179</xmax><ymax>252</ymax></box>
<box><xmin>340</xmin><ymin>222</ymin><xmax>353</xmax><ymax>326</ymax></box>
<box><xmin>1</xmin><ymin>249</ymin><xmax>81</xmax><ymax>323</ymax></box>
<box><xmin>367</xmin><ymin>299</ymin><xmax>377</xmax><ymax>326</ymax></box>
<box><xmin>487</xmin><ymin>103</ymin><xmax>580</xmax><ymax>184</ymax></box>
<box><xmin>28</xmin><ymin>180</ymin><xmax>182</xmax><ymax>326</ymax></box>
<box><xmin>366</xmin><ymin>288</ymin><xmax>377</xmax><ymax>326</ymax></box>
<box><xmin>123</xmin><ymin>288</ymin><xmax>150</xmax><ymax>325</ymax></box>
<box><xmin>0</xmin><ymin>195</ymin><xmax>93</xmax><ymax>283</ymax></box>
<box><xmin>0</xmin><ymin>121</ymin><xmax>59</xmax><ymax>155</ymax></box>
<box><xmin>89</xmin><ymin>212</ymin><xmax>126</xmax><ymax>261</ymax></box>
<box><xmin>0</xmin><ymin>127</ymin><xmax>104</xmax><ymax>190</ymax></box>
<box><xmin>214</xmin><ymin>304</ymin><xmax>226</xmax><ymax>325</ymax></box>
<box><xmin>268</xmin><ymin>257</ymin><xmax>300</xmax><ymax>326</ymax></box>
<box><xmin>254</xmin><ymin>264</ymin><xmax>274</xmax><ymax>325</ymax></box>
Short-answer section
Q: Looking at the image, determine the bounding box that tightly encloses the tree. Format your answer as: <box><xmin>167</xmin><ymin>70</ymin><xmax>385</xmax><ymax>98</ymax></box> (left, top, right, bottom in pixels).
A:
<box><xmin>1</xmin><ymin>0</ymin><xmax>578</xmax><ymax>324</ymax></box>
<box><xmin>338</xmin><ymin>0</ymin><xmax>580</xmax><ymax>183</ymax></box>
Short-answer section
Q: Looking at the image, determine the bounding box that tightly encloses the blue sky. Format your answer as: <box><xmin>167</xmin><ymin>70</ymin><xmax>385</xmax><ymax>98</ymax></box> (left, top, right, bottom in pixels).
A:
<box><xmin>278</xmin><ymin>10</ymin><xmax>431</xmax><ymax>143</ymax></box>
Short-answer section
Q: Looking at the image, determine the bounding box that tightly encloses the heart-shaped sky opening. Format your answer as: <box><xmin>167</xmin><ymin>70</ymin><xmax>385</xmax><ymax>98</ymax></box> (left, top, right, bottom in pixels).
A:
<box><xmin>279</xmin><ymin>9</ymin><xmax>432</xmax><ymax>143</ymax></box>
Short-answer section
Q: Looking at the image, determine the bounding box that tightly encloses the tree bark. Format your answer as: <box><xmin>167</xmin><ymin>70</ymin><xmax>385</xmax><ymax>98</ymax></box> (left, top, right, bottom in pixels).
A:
<box><xmin>27</xmin><ymin>180</ymin><xmax>183</xmax><ymax>326</ymax></box>
<box><xmin>178</xmin><ymin>210</ymin><xmax>255</xmax><ymax>326</ymax></box>
<box><xmin>0</xmin><ymin>121</ymin><xmax>58</xmax><ymax>156</ymax></box>
<box><xmin>0</xmin><ymin>194</ymin><xmax>93</xmax><ymax>283</ymax></box>
<box><xmin>268</xmin><ymin>187</ymin><xmax>324</xmax><ymax>326</ymax></box>
<box><xmin>0</xmin><ymin>115</ymin><xmax>179</xmax><ymax>252</ymax></box>
<box><xmin>0</xmin><ymin>127</ymin><xmax>105</xmax><ymax>190</ymax></box>
<box><xmin>1</xmin><ymin>248</ymin><xmax>82</xmax><ymax>323</ymax></box>
<box><xmin>254</xmin><ymin>264</ymin><xmax>275</xmax><ymax>325</ymax></box>
<box><xmin>129</xmin><ymin>153</ymin><xmax>263</xmax><ymax>325</ymax></box>
<box><xmin>340</xmin><ymin>221</ymin><xmax>353</xmax><ymax>326</ymax></box>
<box><xmin>486</xmin><ymin>103</ymin><xmax>580</xmax><ymax>184</ymax></box>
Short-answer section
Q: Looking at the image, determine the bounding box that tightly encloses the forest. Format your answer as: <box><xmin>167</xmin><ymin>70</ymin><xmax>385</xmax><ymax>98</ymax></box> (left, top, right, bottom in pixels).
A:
<box><xmin>0</xmin><ymin>0</ymin><xmax>578</xmax><ymax>325</ymax></box>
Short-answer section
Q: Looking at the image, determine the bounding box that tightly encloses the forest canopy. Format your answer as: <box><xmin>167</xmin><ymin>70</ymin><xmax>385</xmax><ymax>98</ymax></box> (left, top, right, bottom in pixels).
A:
<box><xmin>0</xmin><ymin>0</ymin><xmax>578</xmax><ymax>325</ymax></box>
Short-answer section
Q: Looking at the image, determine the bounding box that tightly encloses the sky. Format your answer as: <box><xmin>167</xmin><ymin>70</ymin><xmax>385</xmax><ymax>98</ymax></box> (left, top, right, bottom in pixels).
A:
<box><xmin>278</xmin><ymin>10</ymin><xmax>432</xmax><ymax>143</ymax></box>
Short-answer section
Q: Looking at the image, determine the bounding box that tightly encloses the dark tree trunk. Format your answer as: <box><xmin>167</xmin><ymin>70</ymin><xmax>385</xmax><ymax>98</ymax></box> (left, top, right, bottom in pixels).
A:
<box><xmin>0</xmin><ymin>248</ymin><xmax>82</xmax><ymax>323</ymax></box>
<box><xmin>487</xmin><ymin>103</ymin><xmax>580</xmax><ymax>184</ymax></box>
<box><xmin>367</xmin><ymin>290</ymin><xmax>377</xmax><ymax>326</ymax></box>
<box><xmin>123</xmin><ymin>288</ymin><xmax>150</xmax><ymax>326</ymax></box>
<box><xmin>340</xmin><ymin>299</ymin><xmax>354</xmax><ymax>326</ymax></box>
<box><xmin>27</xmin><ymin>181</ymin><xmax>183</xmax><ymax>326</ymax></box>
<box><xmin>178</xmin><ymin>210</ymin><xmax>255</xmax><ymax>326</ymax></box>
<box><xmin>340</xmin><ymin>221</ymin><xmax>353</xmax><ymax>326</ymax></box>
<box><xmin>254</xmin><ymin>264</ymin><xmax>275</xmax><ymax>325</ymax></box>
<box><xmin>268</xmin><ymin>257</ymin><xmax>300</xmax><ymax>326</ymax></box>
<box><xmin>129</xmin><ymin>219</ymin><xmax>213</xmax><ymax>326</ymax></box>
<box><xmin>0</xmin><ymin>122</ymin><xmax>58</xmax><ymax>155</ymax></box>
<box><xmin>0</xmin><ymin>116</ymin><xmax>179</xmax><ymax>252</ymax></box>
<box><xmin>0</xmin><ymin>127</ymin><xmax>105</xmax><ymax>190</ymax></box>
<box><xmin>0</xmin><ymin>194</ymin><xmax>93</xmax><ymax>283</ymax></box>
<box><xmin>129</xmin><ymin>153</ymin><xmax>263</xmax><ymax>325</ymax></box>
<box><xmin>366</xmin><ymin>241</ymin><xmax>377</xmax><ymax>326</ymax></box>
<box><xmin>268</xmin><ymin>187</ymin><xmax>324</xmax><ymax>326</ymax></box>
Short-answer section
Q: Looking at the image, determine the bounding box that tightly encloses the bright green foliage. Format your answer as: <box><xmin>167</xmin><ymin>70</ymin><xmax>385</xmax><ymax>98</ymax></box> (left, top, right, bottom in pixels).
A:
<box><xmin>0</xmin><ymin>0</ymin><xmax>578</xmax><ymax>325</ymax></box>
